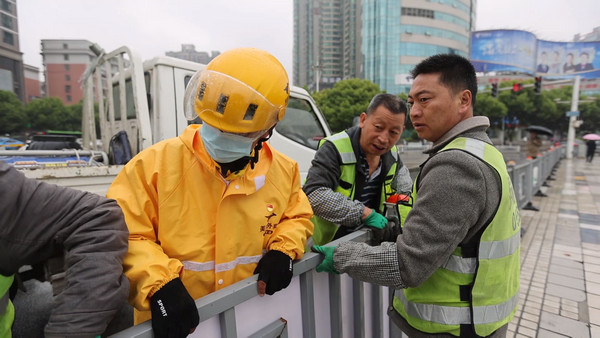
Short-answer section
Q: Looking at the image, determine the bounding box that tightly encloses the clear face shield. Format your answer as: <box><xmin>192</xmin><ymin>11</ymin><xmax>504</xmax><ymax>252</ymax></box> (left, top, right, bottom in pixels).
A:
<box><xmin>183</xmin><ymin>69</ymin><xmax>284</xmax><ymax>135</ymax></box>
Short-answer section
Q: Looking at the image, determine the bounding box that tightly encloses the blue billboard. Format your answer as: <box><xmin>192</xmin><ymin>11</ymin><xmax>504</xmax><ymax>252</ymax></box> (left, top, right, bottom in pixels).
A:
<box><xmin>536</xmin><ymin>40</ymin><xmax>600</xmax><ymax>79</ymax></box>
<box><xmin>471</xmin><ymin>29</ymin><xmax>600</xmax><ymax>80</ymax></box>
<box><xmin>470</xmin><ymin>30</ymin><xmax>537</xmax><ymax>74</ymax></box>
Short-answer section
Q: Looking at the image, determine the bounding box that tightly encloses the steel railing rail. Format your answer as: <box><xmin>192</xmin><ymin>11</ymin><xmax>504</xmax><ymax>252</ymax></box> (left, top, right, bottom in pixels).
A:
<box><xmin>110</xmin><ymin>146</ymin><xmax>563</xmax><ymax>338</ymax></box>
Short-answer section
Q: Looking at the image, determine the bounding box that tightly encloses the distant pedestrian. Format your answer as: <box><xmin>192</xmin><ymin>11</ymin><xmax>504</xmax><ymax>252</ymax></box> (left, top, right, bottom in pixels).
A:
<box><xmin>586</xmin><ymin>140</ymin><xmax>597</xmax><ymax>163</ymax></box>
<box><xmin>526</xmin><ymin>131</ymin><xmax>542</xmax><ymax>159</ymax></box>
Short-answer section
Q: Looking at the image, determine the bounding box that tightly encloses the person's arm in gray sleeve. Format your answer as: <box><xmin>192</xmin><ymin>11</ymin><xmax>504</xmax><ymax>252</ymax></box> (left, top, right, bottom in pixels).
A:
<box><xmin>303</xmin><ymin>141</ymin><xmax>364</xmax><ymax>226</ymax></box>
<box><xmin>334</xmin><ymin>241</ymin><xmax>406</xmax><ymax>289</ymax></box>
<box><xmin>330</xmin><ymin>151</ymin><xmax>491</xmax><ymax>289</ymax></box>
<box><xmin>0</xmin><ymin>161</ymin><xmax>129</xmax><ymax>337</ymax></box>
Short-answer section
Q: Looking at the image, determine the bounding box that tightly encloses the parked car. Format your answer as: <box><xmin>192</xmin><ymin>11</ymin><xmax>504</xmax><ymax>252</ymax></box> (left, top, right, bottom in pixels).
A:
<box><xmin>27</xmin><ymin>134</ymin><xmax>82</xmax><ymax>150</ymax></box>
<box><xmin>0</xmin><ymin>137</ymin><xmax>25</xmax><ymax>150</ymax></box>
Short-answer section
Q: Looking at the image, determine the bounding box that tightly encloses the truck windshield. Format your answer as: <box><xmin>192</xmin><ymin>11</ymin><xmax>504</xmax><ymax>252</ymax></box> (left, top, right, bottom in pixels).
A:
<box><xmin>186</xmin><ymin>96</ymin><xmax>327</xmax><ymax>151</ymax></box>
<box><xmin>275</xmin><ymin>97</ymin><xmax>326</xmax><ymax>150</ymax></box>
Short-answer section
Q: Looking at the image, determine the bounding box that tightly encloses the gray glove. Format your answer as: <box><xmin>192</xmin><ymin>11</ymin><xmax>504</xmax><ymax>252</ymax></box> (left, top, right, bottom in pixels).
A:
<box><xmin>370</xmin><ymin>215</ymin><xmax>402</xmax><ymax>245</ymax></box>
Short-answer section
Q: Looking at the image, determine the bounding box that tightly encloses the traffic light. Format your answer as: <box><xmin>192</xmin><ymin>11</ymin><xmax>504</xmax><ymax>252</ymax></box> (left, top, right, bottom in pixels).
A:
<box><xmin>534</xmin><ymin>76</ymin><xmax>542</xmax><ymax>94</ymax></box>
<box><xmin>512</xmin><ymin>83</ymin><xmax>523</xmax><ymax>93</ymax></box>
<box><xmin>491</xmin><ymin>83</ymin><xmax>498</xmax><ymax>98</ymax></box>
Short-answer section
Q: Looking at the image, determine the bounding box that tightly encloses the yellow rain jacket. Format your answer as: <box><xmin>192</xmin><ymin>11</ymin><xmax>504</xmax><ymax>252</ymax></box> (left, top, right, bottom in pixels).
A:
<box><xmin>107</xmin><ymin>125</ymin><xmax>314</xmax><ymax>323</ymax></box>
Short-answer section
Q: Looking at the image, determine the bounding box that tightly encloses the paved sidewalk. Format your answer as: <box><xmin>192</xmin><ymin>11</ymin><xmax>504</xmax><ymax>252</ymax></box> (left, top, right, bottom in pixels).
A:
<box><xmin>511</xmin><ymin>157</ymin><xmax>600</xmax><ymax>337</ymax></box>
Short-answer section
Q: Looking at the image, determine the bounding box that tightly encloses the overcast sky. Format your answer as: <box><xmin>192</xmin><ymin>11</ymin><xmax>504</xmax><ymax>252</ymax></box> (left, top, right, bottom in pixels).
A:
<box><xmin>18</xmin><ymin>0</ymin><xmax>598</xmax><ymax>80</ymax></box>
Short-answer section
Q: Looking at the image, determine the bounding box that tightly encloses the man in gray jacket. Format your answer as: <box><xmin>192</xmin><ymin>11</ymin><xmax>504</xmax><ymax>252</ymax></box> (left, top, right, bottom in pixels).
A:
<box><xmin>0</xmin><ymin>161</ymin><xmax>129</xmax><ymax>337</ymax></box>
<box><xmin>313</xmin><ymin>54</ymin><xmax>520</xmax><ymax>337</ymax></box>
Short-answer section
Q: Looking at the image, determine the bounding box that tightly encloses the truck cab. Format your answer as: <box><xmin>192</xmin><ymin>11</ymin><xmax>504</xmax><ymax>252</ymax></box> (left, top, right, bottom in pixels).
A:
<box><xmin>82</xmin><ymin>46</ymin><xmax>330</xmax><ymax>179</ymax></box>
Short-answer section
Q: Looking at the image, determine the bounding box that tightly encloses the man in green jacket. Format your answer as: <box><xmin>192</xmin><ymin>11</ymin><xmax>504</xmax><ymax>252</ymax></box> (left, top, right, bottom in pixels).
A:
<box><xmin>303</xmin><ymin>93</ymin><xmax>411</xmax><ymax>245</ymax></box>
<box><xmin>313</xmin><ymin>54</ymin><xmax>520</xmax><ymax>337</ymax></box>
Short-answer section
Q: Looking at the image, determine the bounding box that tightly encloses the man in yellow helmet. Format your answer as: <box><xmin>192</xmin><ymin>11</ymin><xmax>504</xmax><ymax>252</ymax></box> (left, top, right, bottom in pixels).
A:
<box><xmin>106</xmin><ymin>47</ymin><xmax>313</xmax><ymax>337</ymax></box>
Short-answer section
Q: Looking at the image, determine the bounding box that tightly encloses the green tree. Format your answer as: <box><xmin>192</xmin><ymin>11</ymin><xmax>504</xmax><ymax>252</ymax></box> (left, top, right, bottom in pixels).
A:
<box><xmin>497</xmin><ymin>82</ymin><xmax>536</xmax><ymax>127</ymax></box>
<box><xmin>579</xmin><ymin>95</ymin><xmax>600</xmax><ymax>134</ymax></box>
<box><xmin>0</xmin><ymin>90</ymin><xmax>26</xmax><ymax>134</ymax></box>
<box><xmin>313</xmin><ymin>78</ymin><xmax>382</xmax><ymax>132</ymax></box>
<box><xmin>25</xmin><ymin>97</ymin><xmax>71</xmax><ymax>131</ymax></box>
<box><xmin>66</xmin><ymin>101</ymin><xmax>84</xmax><ymax>131</ymax></box>
<box><xmin>474</xmin><ymin>92</ymin><xmax>508</xmax><ymax>121</ymax></box>
<box><xmin>474</xmin><ymin>93</ymin><xmax>508</xmax><ymax>140</ymax></box>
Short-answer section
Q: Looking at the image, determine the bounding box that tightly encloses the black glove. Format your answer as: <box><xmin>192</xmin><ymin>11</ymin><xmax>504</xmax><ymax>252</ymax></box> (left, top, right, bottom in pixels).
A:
<box><xmin>254</xmin><ymin>250</ymin><xmax>293</xmax><ymax>296</ymax></box>
<box><xmin>150</xmin><ymin>278</ymin><xmax>199</xmax><ymax>338</ymax></box>
<box><xmin>371</xmin><ymin>215</ymin><xmax>402</xmax><ymax>245</ymax></box>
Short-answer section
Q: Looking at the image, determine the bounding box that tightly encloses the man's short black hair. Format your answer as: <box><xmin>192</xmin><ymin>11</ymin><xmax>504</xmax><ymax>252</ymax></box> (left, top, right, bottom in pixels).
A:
<box><xmin>366</xmin><ymin>93</ymin><xmax>408</xmax><ymax>116</ymax></box>
<box><xmin>410</xmin><ymin>54</ymin><xmax>478</xmax><ymax>107</ymax></box>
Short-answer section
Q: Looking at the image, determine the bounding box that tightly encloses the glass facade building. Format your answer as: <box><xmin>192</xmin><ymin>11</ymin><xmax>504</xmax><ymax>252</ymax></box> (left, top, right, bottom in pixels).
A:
<box><xmin>0</xmin><ymin>0</ymin><xmax>24</xmax><ymax>101</ymax></box>
<box><xmin>294</xmin><ymin>0</ymin><xmax>476</xmax><ymax>94</ymax></box>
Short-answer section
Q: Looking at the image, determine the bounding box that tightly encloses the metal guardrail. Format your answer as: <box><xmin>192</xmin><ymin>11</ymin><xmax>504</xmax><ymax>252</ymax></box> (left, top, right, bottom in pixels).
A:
<box><xmin>0</xmin><ymin>149</ymin><xmax>109</xmax><ymax>168</ymax></box>
<box><xmin>110</xmin><ymin>147</ymin><xmax>563</xmax><ymax>338</ymax></box>
<box><xmin>110</xmin><ymin>230</ymin><xmax>400</xmax><ymax>338</ymax></box>
<box><xmin>507</xmin><ymin>146</ymin><xmax>562</xmax><ymax>209</ymax></box>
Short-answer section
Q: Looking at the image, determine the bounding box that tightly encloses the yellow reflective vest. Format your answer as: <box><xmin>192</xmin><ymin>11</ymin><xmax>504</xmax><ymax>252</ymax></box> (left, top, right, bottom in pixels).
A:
<box><xmin>393</xmin><ymin>137</ymin><xmax>520</xmax><ymax>336</ymax></box>
<box><xmin>107</xmin><ymin>125</ymin><xmax>314</xmax><ymax>323</ymax></box>
<box><xmin>0</xmin><ymin>275</ymin><xmax>14</xmax><ymax>337</ymax></box>
<box><xmin>312</xmin><ymin>131</ymin><xmax>410</xmax><ymax>245</ymax></box>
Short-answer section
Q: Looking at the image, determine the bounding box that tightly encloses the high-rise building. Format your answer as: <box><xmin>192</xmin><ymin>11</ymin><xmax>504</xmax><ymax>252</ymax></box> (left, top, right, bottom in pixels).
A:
<box><xmin>294</xmin><ymin>0</ymin><xmax>351</xmax><ymax>92</ymax></box>
<box><xmin>574</xmin><ymin>26</ymin><xmax>600</xmax><ymax>42</ymax></box>
<box><xmin>0</xmin><ymin>0</ymin><xmax>25</xmax><ymax>101</ymax></box>
<box><xmin>166</xmin><ymin>44</ymin><xmax>220</xmax><ymax>65</ymax></box>
<box><xmin>41</xmin><ymin>39</ymin><xmax>96</xmax><ymax>105</ymax></box>
<box><xmin>294</xmin><ymin>0</ymin><xmax>475</xmax><ymax>94</ymax></box>
<box><xmin>23</xmin><ymin>63</ymin><xmax>40</xmax><ymax>102</ymax></box>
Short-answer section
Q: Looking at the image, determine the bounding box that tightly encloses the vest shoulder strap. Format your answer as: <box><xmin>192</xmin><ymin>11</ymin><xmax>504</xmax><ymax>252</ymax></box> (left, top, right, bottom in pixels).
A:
<box><xmin>321</xmin><ymin>131</ymin><xmax>356</xmax><ymax>164</ymax></box>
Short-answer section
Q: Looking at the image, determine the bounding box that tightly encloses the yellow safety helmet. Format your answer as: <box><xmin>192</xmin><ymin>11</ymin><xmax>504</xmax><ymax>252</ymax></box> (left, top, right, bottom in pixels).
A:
<box><xmin>184</xmin><ymin>47</ymin><xmax>289</xmax><ymax>134</ymax></box>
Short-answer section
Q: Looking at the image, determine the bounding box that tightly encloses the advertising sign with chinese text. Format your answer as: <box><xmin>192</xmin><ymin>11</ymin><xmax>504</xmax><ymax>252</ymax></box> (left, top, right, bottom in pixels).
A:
<box><xmin>470</xmin><ymin>30</ymin><xmax>537</xmax><ymax>74</ymax></box>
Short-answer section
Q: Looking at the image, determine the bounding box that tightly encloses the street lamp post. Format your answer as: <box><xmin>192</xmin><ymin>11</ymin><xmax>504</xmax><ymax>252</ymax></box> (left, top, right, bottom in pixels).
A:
<box><xmin>566</xmin><ymin>76</ymin><xmax>581</xmax><ymax>159</ymax></box>
<box><xmin>313</xmin><ymin>63</ymin><xmax>322</xmax><ymax>92</ymax></box>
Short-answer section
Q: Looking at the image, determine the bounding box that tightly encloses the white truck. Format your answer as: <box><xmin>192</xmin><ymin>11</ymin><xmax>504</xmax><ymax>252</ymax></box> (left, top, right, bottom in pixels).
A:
<box><xmin>8</xmin><ymin>45</ymin><xmax>404</xmax><ymax>338</ymax></box>
<box><xmin>11</xmin><ymin>45</ymin><xmax>331</xmax><ymax>194</ymax></box>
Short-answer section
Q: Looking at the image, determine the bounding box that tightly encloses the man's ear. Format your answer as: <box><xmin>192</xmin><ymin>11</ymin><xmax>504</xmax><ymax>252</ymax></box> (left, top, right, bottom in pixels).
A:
<box><xmin>458</xmin><ymin>89</ymin><xmax>472</xmax><ymax>114</ymax></box>
<box><xmin>359</xmin><ymin>112</ymin><xmax>367</xmax><ymax>128</ymax></box>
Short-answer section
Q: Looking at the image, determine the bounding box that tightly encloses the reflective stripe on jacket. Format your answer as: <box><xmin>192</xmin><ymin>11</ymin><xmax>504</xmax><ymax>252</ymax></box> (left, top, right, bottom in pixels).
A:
<box><xmin>0</xmin><ymin>274</ymin><xmax>14</xmax><ymax>337</ymax></box>
<box><xmin>311</xmin><ymin>131</ymin><xmax>399</xmax><ymax>245</ymax></box>
<box><xmin>393</xmin><ymin>137</ymin><xmax>520</xmax><ymax>336</ymax></box>
<box><xmin>107</xmin><ymin>124</ymin><xmax>314</xmax><ymax>323</ymax></box>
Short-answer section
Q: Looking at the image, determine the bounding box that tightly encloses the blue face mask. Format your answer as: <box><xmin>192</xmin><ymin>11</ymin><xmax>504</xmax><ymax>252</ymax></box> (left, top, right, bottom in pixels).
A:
<box><xmin>200</xmin><ymin>124</ymin><xmax>256</xmax><ymax>163</ymax></box>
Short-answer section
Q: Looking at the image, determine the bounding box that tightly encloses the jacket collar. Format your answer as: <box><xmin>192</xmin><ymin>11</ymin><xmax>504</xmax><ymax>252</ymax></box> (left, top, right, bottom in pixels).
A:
<box><xmin>345</xmin><ymin>126</ymin><xmax>399</xmax><ymax>172</ymax></box>
<box><xmin>425</xmin><ymin>116</ymin><xmax>491</xmax><ymax>154</ymax></box>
